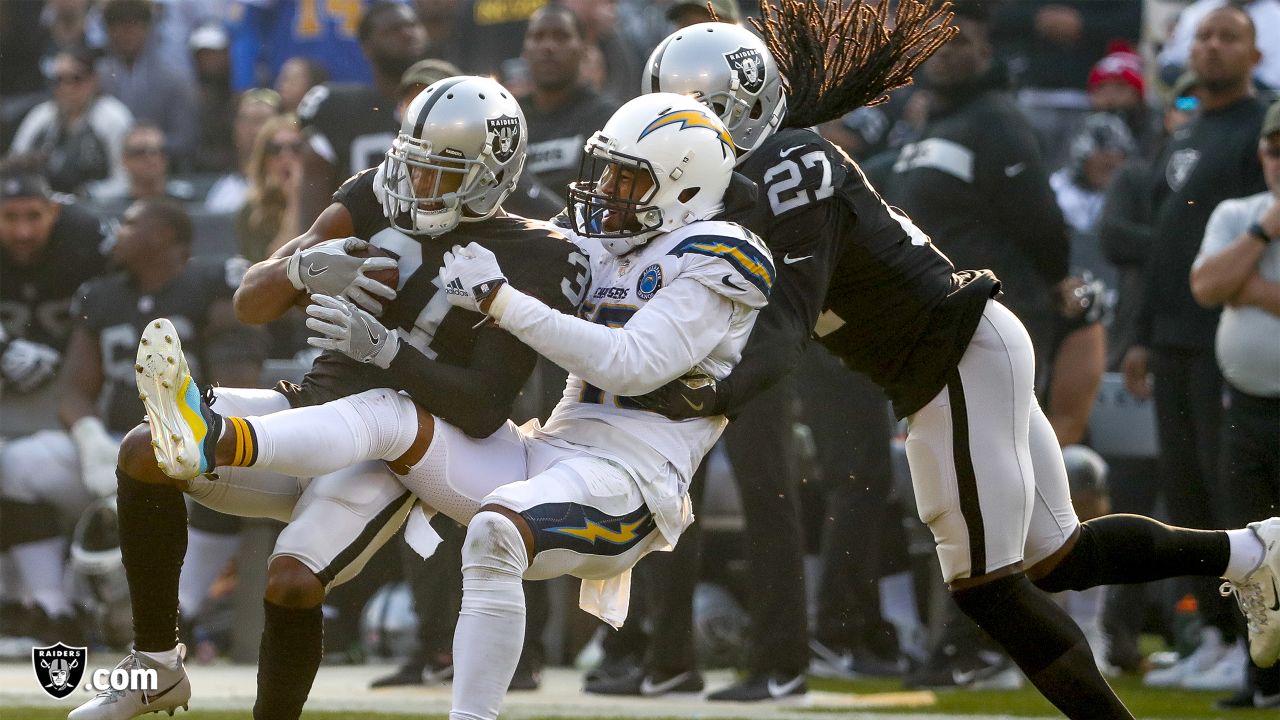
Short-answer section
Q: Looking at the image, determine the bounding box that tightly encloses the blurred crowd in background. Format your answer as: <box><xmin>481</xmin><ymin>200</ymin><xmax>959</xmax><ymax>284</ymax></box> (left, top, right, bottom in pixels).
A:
<box><xmin>1</xmin><ymin>0</ymin><xmax>1278</xmax><ymax>710</ymax></box>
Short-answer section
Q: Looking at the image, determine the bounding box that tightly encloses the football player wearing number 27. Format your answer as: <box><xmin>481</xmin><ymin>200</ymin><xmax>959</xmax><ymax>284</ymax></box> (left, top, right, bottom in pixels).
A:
<box><xmin>630</xmin><ymin>3</ymin><xmax>1280</xmax><ymax>718</ymax></box>
<box><xmin>132</xmin><ymin>91</ymin><xmax>770</xmax><ymax>720</ymax></box>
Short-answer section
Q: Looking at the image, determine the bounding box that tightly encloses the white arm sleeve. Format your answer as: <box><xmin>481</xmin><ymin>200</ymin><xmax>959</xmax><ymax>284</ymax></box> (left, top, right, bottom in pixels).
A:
<box><xmin>491</xmin><ymin>277</ymin><xmax>735</xmax><ymax>397</ymax></box>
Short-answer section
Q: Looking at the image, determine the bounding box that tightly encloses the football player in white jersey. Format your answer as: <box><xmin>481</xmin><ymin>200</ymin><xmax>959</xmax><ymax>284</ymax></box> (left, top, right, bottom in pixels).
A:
<box><xmin>134</xmin><ymin>92</ymin><xmax>770</xmax><ymax>720</ymax></box>
<box><xmin>630</xmin><ymin>3</ymin><xmax>1279</xmax><ymax>716</ymax></box>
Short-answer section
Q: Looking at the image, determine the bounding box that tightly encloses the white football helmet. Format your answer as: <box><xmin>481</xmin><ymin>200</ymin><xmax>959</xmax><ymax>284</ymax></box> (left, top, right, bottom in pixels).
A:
<box><xmin>379</xmin><ymin>75</ymin><xmax>526</xmax><ymax>236</ymax></box>
<box><xmin>644</xmin><ymin>23</ymin><xmax>787</xmax><ymax>157</ymax></box>
<box><xmin>568</xmin><ymin>92</ymin><xmax>736</xmax><ymax>255</ymax></box>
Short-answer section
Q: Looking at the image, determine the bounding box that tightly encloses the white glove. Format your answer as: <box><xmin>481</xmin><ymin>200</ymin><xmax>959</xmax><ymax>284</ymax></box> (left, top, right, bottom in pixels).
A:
<box><xmin>441</xmin><ymin>242</ymin><xmax>508</xmax><ymax>314</ymax></box>
<box><xmin>305</xmin><ymin>294</ymin><xmax>400</xmax><ymax>368</ymax></box>
<box><xmin>0</xmin><ymin>338</ymin><xmax>61</xmax><ymax>393</ymax></box>
<box><xmin>286</xmin><ymin>237</ymin><xmax>398</xmax><ymax>314</ymax></box>
<box><xmin>71</xmin><ymin>417</ymin><xmax>120</xmax><ymax>498</ymax></box>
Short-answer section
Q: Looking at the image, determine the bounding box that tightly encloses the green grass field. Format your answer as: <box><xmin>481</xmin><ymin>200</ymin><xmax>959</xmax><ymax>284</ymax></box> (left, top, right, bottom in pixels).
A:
<box><xmin>6</xmin><ymin>675</ymin><xmax>1274</xmax><ymax>720</ymax></box>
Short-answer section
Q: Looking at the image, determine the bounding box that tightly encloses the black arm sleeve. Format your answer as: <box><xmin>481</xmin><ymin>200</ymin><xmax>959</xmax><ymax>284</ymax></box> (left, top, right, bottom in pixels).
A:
<box><xmin>386</xmin><ymin>326</ymin><xmax>538</xmax><ymax>438</ymax></box>
<box><xmin>716</xmin><ymin>202</ymin><xmax>840</xmax><ymax>416</ymax></box>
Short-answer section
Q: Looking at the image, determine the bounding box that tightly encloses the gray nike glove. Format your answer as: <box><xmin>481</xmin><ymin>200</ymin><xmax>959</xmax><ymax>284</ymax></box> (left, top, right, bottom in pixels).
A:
<box><xmin>0</xmin><ymin>337</ymin><xmax>61</xmax><ymax>393</ymax></box>
<box><xmin>305</xmin><ymin>294</ymin><xmax>400</xmax><ymax>368</ymax></box>
<box><xmin>286</xmin><ymin>237</ymin><xmax>398</xmax><ymax>314</ymax></box>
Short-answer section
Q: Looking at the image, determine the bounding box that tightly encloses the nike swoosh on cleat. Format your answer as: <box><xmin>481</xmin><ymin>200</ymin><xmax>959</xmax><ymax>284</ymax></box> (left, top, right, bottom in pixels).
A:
<box><xmin>951</xmin><ymin>668</ymin><xmax>978</xmax><ymax>686</ymax></box>
<box><xmin>682</xmin><ymin>396</ymin><xmax>704</xmax><ymax>412</ymax></box>
<box><xmin>767</xmin><ymin>674</ymin><xmax>804</xmax><ymax>698</ymax></box>
<box><xmin>782</xmin><ymin>253</ymin><xmax>813</xmax><ymax>264</ymax></box>
<box><xmin>143</xmin><ymin>679</ymin><xmax>185</xmax><ymax>704</ymax></box>
<box><xmin>640</xmin><ymin>672</ymin><xmax>691</xmax><ymax>696</ymax></box>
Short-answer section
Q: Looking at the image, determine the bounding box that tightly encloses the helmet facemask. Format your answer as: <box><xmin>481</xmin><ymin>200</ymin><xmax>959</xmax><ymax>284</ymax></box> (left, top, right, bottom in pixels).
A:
<box><xmin>381</xmin><ymin>135</ymin><xmax>493</xmax><ymax>236</ymax></box>
<box><xmin>568</xmin><ymin>138</ymin><xmax>663</xmax><ymax>244</ymax></box>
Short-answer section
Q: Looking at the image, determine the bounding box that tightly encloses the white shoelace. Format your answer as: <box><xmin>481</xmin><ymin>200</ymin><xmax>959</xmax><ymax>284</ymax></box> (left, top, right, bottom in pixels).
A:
<box><xmin>1221</xmin><ymin>579</ymin><xmax>1270</xmax><ymax>631</ymax></box>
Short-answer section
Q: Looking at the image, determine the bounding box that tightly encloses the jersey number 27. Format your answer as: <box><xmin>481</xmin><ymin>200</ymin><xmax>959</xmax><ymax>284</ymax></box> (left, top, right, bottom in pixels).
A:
<box><xmin>763</xmin><ymin>151</ymin><xmax>834</xmax><ymax>215</ymax></box>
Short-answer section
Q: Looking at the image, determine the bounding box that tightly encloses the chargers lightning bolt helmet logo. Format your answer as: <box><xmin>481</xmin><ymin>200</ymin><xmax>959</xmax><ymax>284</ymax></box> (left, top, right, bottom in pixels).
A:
<box><xmin>637</xmin><ymin>109</ymin><xmax>734</xmax><ymax>159</ymax></box>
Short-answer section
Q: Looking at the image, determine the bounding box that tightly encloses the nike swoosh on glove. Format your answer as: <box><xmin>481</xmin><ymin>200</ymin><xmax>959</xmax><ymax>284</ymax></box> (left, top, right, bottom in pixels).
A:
<box><xmin>440</xmin><ymin>242</ymin><xmax>508</xmax><ymax>314</ymax></box>
<box><xmin>305</xmin><ymin>294</ymin><xmax>400</xmax><ymax>368</ymax></box>
<box><xmin>286</xmin><ymin>237</ymin><xmax>398</xmax><ymax>314</ymax></box>
<box><xmin>628</xmin><ymin>370</ymin><xmax>720</xmax><ymax>420</ymax></box>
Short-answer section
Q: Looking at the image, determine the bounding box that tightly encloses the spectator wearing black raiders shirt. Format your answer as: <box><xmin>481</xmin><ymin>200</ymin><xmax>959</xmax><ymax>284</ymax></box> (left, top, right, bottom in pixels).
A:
<box><xmin>0</xmin><ymin>161</ymin><xmax>107</xmax><ymax>403</ymax></box>
<box><xmin>1120</xmin><ymin>5</ymin><xmax>1268</xmax><ymax>671</ymax></box>
<box><xmin>518</xmin><ymin>5</ymin><xmax>619</xmax><ymax>201</ymax></box>
<box><xmin>296</xmin><ymin>1</ymin><xmax>427</xmax><ymax>227</ymax></box>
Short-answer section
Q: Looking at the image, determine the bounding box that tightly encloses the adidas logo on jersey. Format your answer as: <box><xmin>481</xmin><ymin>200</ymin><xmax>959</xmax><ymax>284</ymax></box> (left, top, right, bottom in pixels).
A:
<box><xmin>444</xmin><ymin>277</ymin><xmax>468</xmax><ymax>296</ymax></box>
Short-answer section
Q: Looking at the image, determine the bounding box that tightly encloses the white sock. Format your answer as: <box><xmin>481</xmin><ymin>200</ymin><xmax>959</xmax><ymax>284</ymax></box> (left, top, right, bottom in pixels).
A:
<box><xmin>249</xmin><ymin>389</ymin><xmax>419</xmax><ymax>476</ymax></box>
<box><xmin>1223</xmin><ymin>528</ymin><xmax>1265</xmax><ymax>583</ymax></box>
<box><xmin>450</xmin><ymin>512</ymin><xmax>529</xmax><ymax>720</ymax></box>
<box><xmin>178</xmin><ymin>528</ymin><xmax>241</xmax><ymax>619</ymax></box>
<box><xmin>138</xmin><ymin>646</ymin><xmax>181</xmax><ymax>667</ymax></box>
<box><xmin>12</xmin><ymin>537</ymin><xmax>71</xmax><ymax>617</ymax></box>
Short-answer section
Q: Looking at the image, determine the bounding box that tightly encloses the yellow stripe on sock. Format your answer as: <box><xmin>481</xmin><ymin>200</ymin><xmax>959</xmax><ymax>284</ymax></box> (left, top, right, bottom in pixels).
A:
<box><xmin>239</xmin><ymin>418</ymin><xmax>255</xmax><ymax>466</ymax></box>
<box><xmin>229</xmin><ymin>417</ymin><xmax>246</xmax><ymax>467</ymax></box>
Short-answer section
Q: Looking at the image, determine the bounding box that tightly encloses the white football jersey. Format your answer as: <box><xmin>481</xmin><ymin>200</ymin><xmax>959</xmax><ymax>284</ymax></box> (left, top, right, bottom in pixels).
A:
<box><xmin>499</xmin><ymin>219</ymin><xmax>772</xmax><ymax>544</ymax></box>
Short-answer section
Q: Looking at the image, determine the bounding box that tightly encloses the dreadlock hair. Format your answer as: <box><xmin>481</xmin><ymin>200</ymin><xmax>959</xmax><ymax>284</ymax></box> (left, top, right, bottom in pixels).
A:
<box><xmin>753</xmin><ymin>0</ymin><xmax>958</xmax><ymax>129</ymax></box>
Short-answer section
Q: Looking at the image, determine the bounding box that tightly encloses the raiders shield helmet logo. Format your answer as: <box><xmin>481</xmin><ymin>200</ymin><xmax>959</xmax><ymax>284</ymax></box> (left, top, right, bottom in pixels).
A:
<box><xmin>487</xmin><ymin>115</ymin><xmax>521</xmax><ymax>164</ymax></box>
<box><xmin>33</xmin><ymin>642</ymin><xmax>87</xmax><ymax>699</ymax></box>
<box><xmin>724</xmin><ymin>47</ymin><xmax>766</xmax><ymax>95</ymax></box>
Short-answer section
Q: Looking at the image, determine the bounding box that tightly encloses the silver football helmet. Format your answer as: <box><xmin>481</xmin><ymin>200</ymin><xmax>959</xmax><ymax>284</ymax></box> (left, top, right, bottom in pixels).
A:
<box><xmin>67</xmin><ymin>497</ymin><xmax>132</xmax><ymax>647</ymax></box>
<box><xmin>380</xmin><ymin>76</ymin><xmax>526</xmax><ymax>236</ymax></box>
<box><xmin>644</xmin><ymin>22</ymin><xmax>787</xmax><ymax>157</ymax></box>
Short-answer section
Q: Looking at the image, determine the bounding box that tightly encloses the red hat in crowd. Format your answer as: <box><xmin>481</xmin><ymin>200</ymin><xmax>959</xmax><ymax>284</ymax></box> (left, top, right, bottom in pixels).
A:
<box><xmin>1088</xmin><ymin>40</ymin><xmax>1145</xmax><ymax>97</ymax></box>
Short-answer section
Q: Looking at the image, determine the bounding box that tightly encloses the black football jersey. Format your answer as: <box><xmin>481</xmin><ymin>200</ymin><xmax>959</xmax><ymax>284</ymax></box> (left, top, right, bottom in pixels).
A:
<box><xmin>297</xmin><ymin>82</ymin><xmax>398</xmax><ymax>181</ymax></box>
<box><xmin>73</xmin><ymin>257</ymin><xmax>244</xmax><ymax>432</ymax></box>
<box><xmin>0</xmin><ymin>202</ymin><xmax>107</xmax><ymax>351</ymax></box>
<box><xmin>730</xmin><ymin>127</ymin><xmax>998</xmax><ymax>418</ymax></box>
<box><xmin>296</xmin><ymin>169</ymin><xmax>591</xmax><ymax>417</ymax></box>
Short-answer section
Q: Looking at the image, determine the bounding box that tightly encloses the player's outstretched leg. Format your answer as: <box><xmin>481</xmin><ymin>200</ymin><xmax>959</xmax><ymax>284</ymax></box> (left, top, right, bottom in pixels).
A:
<box><xmin>135</xmin><ymin>318</ymin><xmax>222</xmax><ymax>481</ymax></box>
<box><xmin>1030</xmin><ymin>513</ymin><xmax>1279</xmax><ymax>668</ymax></box>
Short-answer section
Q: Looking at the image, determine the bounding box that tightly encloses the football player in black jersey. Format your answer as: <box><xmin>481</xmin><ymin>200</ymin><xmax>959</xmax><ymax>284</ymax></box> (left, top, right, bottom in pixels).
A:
<box><xmin>72</xmin><ymin>77</ymin><xmax>589</xmax><ymax>720</ymax></box>
<box><xmin>633</xmin><ymin>3</ymin><xmax>1279</xmax><ymax>715</ymax></box>
<box><xmin>1</xmin><ymin>198</ymin><xmax>261</xmax><ymax>649</ymax></box>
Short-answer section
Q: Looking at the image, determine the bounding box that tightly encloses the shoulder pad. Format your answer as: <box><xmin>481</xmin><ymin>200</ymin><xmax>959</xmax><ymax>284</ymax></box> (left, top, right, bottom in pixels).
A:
<box><xmin>664</xmin><ymin>221</ymin><xmax>772</xmax><ymax>308</ymax></box>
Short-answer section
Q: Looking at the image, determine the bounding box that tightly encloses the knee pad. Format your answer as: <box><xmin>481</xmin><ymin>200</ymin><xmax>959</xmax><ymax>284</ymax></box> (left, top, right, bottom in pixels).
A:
<box><xmin>1033</xmin><ymin>523</ymin><xmax>1102</xmax><ymax>593</ymax></box>
<box><xmin>337</xmin><ymin>389</ymin><xmax>420</xmax><ymax>461</ymax></box>
<box><xmin>462</xmin><ymin>511</ymin><xmax>528</xmax><ymax>579</ymax></box>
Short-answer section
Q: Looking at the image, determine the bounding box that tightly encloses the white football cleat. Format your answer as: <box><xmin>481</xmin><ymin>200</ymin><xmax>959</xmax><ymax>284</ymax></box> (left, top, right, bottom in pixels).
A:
<box><xmin>1221</xmin><ymin>517</ymin><xmax>1280</xmax><ymax>668</ymax></box>
<box><xmin>1142</xmin><ymin>626</ymin><xmax>1227</xmax><ymax>688</ymax></box>
<box><xmin>68</xmin><ymin>645</ymin><xmax>191</xmax><ymax>719</ymax></box>
<box><xmin>134</xmin><ymin>319</ymin><xmax>220</xmax><ymax>481</ymax></box>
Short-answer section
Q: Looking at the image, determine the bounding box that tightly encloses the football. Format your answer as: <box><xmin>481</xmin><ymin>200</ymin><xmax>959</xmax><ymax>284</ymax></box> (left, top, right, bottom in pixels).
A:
<box><xmin>352</xmin><ymin>243</ymin><xmax>400</xmax><ymax>292</ymax></box>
